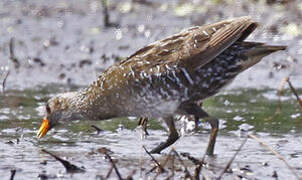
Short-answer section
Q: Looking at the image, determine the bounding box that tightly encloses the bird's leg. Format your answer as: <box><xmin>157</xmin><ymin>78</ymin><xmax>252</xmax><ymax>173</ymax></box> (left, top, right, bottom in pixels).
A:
<box><xmin>181</xmin><ymin>102</ymin><xmax>219</xmax><ymax>156</ymax></box>
<box><xmin>203</xmin><ymin>116</ymin><xmax>219</xmax><ymax>156</ymax></box>
<box><xmin>150</xmin><ymin>116</ymin><xmax>179</xmax><ymax>154</ymax></box>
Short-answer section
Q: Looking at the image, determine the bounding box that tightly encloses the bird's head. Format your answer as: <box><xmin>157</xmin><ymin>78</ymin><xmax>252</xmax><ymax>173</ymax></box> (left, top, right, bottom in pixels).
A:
<box><xmin>37</xmin><ymin>92</ymin><xmax>84</xmax><ymax>138</ymax></box>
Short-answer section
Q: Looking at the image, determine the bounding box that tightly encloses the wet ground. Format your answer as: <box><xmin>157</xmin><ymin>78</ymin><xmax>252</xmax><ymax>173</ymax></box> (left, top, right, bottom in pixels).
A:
<box><xmin>0</xmin><ymin>0</ymin><xmax>301</xmax><ymax>90</ymax></box>
<box><xmin>0</xmin><ymin>0</ymin><xmax>302</xmax><ymax>179</ymax></box>
<box><xmin>1</xmin><ymin>86</ymin><xmax>302</xmax><ymax>179</ymax></box>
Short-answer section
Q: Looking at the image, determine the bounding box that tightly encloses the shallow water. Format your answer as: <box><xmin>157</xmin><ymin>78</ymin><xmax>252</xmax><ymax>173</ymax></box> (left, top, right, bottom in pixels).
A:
<box><xmin>0</xmin><ymin>0</ymin><xmax>302</xmax><ymax>179</ymax></box>
<box><xmin>0</xmin><ymin>86</ymin><xmax>301</xmax><ymax>179</ymax></box>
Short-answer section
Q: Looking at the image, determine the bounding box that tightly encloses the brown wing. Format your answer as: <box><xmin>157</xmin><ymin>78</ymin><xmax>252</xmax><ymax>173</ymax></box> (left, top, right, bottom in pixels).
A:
<box><xmin>120</xmin><ymin>16</ymin><xmax>258</xmax><ymax>72</ymax></box>
<box><xmin>91</xmin><ymin>17</ymin><xmax>258</xmax><ymax>94</ymax></box>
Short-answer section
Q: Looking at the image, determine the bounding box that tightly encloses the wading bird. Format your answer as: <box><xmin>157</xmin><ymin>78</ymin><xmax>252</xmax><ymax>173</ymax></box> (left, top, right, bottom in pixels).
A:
<box><xmin>37</xmin><ymin>17</ymin><xmax>286</xmax><ymax>155</ymax></box>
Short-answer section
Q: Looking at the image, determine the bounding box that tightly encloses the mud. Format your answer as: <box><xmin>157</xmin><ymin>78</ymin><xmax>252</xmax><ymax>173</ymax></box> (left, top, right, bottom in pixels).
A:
<box><xmin>0</xmin><ymin>0</ymin><xmax>301</xmax><ymax>90</ymax></box>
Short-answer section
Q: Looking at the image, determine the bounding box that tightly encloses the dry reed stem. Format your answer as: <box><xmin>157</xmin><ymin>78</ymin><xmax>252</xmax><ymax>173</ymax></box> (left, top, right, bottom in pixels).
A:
<box><xmin>98</xmin><ymin>148</ymin><xmax>123</xmax><ymax>180</ymax></box>
<box><xmin>286</xmin><ymin>78</ymin><xmax>302</xmax><ymax>110</ymax></box>
<box><xmin>277</xmin><ymin>77</ymin><xmax>289</xmax><ymax>113</ymax></box>
<box><xmin>217</xmin><ymin>136</ymin><xmax>248</xmax><ymax>180</ymax></box>
<box><xmin>2</xmin><ymin>70</ymin><xmax>9</xmax><ymax>94</ymax></box>
<box><xmin>41</xmin><ymin>149</ymin><xmax>85</xmax><ymax>173</ymax></box>
<box><xmin>142</xmin><ymin>145</ymin><xmax>165</xmax><ymax>173</ymax></box>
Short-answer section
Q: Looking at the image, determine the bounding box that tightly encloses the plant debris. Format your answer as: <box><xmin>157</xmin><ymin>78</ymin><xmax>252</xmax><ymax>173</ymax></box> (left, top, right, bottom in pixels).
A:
<box><xmin>1</xmin><ymin>70</ymin><xmax>9</xmax><ymax>95</ymax></box>
<box><xmin>286</xmin><ymin>78</ymin><xmax>302</xmax><ymax>110</ymax></box>
<box><xmin>79</xmin><ymin>59</ymin><xmax>92</xmax><ymax>68</ymax></box>
<box><xmin>32</xmin><ymin>57</ymin><xmax>45</xmax><ymax>67</ymax></box>
<box><xmin>9</xmin><ymin>38</ymin><xmax>20</xmax><ymax>69</ymax></box>
<box><xmin>138</xmin><ymin>117</ymin><xmax>149</xmax><ymax>136</ymax></box>
<box><xmin>217</xmin><ymin>137</ymin><xmax>248</xmax><ymax>179</ymax></box>
<box><xmin>98</xmin><ymin>147</ymin><xmax>123</xmax><ymax>180</ymax></box>
<box><xmin>91</xmin><ymin>125</ymin><xmax>104</xmax><ymax>134</ymax></box>
<box><xmin>180</xmin><ymin>152</ymin><xmax>204</xmax><ymax>166</ymax></box>
<box><xmin>101</xmin><ymin>0</ymin><xmax>118</xmax><ymax>28</ymax></box>
<box><xmin>272</xmin><ymin>170</ymin><xmax>278</xmax><ymax>178</ymax></box>
<box><xmin>10</xmin><ymin>169</ymin><xmax>16</xmax><ymax>180</ymax></box>
<box><xmin>277</xmin><ymin>76</ymin><xmax>302</xmax><ymax>112</ymax></box>
<box><xmin>41</xmin><ymin>149</ymin><xmax>85</xmax><ymax>173</ymax></box>
<box><xmin>142</xmin><ymin>145</ymin><xmax>165</xmax><ymax>173</ymax></box>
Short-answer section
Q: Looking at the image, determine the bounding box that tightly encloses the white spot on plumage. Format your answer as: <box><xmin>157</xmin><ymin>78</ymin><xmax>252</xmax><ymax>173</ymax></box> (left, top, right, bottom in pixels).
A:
<box><xmin>180</xmin><ymin>68</ymin><xmax>194</xmax><ymax>85</ymax></box>
<box><xmin>202</xmin><ymin>30</ymin><xmax>209</xmax><ymax>36</ymax></box>
<box><xmin>165</xmin><ymin>64</ymin><xmax>171</xmax><ymax>71</ymax></box>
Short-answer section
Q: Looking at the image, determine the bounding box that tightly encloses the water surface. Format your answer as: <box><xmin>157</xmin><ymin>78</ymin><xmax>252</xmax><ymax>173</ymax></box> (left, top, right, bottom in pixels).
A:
<box><xmin>0</xmin><ymin>86</ymin><xmax>301</xmax><ymax>179</ymax></box>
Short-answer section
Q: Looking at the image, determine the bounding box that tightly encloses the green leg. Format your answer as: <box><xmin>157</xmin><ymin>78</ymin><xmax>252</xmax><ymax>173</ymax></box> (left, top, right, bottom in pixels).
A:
<box><xmin>203</xmin><ymin>116</ymin><xmax>219</xmax><ymax>156</ymax></box>
<box><xmin>181</xmin><ymin>102</ymin><xmax>219</xmax><ymax>156</ymax></box>
<box><xmin>150</xmin><ymin>117</ymin><xmax>179</xmax><ymax>154</ymax></box>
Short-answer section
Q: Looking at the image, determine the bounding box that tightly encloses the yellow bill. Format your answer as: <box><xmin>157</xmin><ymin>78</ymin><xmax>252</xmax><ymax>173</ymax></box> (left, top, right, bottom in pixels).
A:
<box><xmin>37</xmin><ymin>117</ymin><xmax>50</xmax><ymax>138</ymax></box>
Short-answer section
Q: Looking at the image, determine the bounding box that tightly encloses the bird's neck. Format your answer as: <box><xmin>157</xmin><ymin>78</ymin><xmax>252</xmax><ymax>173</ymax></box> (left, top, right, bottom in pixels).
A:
<box><xmin>68</xmin><ymin>89</ymin><xmax>117</xmax><ymax>121</ymax></box>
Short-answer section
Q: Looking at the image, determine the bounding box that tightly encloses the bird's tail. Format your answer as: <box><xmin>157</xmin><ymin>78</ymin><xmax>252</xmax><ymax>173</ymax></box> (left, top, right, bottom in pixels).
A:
<box><xmin>239</xmin><ymin>42</ymin><xmax>287</xmax><ymax>70</ymax></box>
<box><xmin>244</xmin><ymin>43</ymin><xmax>287</xmax><ymax>57</ymax></box>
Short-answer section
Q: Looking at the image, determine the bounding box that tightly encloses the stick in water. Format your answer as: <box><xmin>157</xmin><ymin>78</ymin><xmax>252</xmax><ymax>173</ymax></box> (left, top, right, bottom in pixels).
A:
<box><xmin>217</xmin><ymin>136</ymin><xmax>248</xmax><ymax>179</ymax></box>
<box><xmin>286</xmin><ymin>78</ymin><xmax>302</xmax><ymax>110</ymax></box>
<box><xmin>41</xmin><ymin>149</ymin><xmax>85</xmax><ymax>173</ymax></box>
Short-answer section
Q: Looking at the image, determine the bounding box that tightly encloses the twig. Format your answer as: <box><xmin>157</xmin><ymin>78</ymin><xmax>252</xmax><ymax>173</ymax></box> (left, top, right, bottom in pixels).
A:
<box><xmin>217</xmin><ymin>136</ymin><xmax>248</xmax><ymax>179</ymax></box>
<box><xmin>286</xmin><ymin>78</ymin><xmax>302</xmax><ymax>110</ymax></box>
<box><xmin>41</xmin><ymin>149</ymin><xmax>85</xmax><ymax>173</ymax></box>
<box><xmin>277</xmin><ymin>77</ymin><xmax>288</xmax><ymax>113</ymax></box>
<box><xmin>9</xmin><ymin>38</ymin><xmax>20</xmax><ymax>68</ymax></box>
<box><xmin>181</xmin><ymin>152</ymin><xmax>205</xmax><ymax>180</ymax></box>
<box><xmin>198</xmin><ymin>147</ymin><xmax>208</xmax><ymax>173</ymax></box>
<box><xmin>277</xmin><ymin>76</ymin><xmax>302</xmax><ymax>112</ymax></box>
<box><xmin>142</xmin><ymin>145</ymin><xmax>165</xmax><ymax>173</ymax></box>
<box><xmin>272</xmin><ymin>170</ymin><xmax>278</xmax><ymax>179</ymax></box>
<box><xmin>194</xmin><ymin>164</ymin><xmax>202</xmax><ymax>180</ymax></box>
<box><xmin>147</xmin><ymin>165</ymin><xmax>157</xmax><ymax>174</ymax></box>
<box><xmin>105</xmin><ymin>164</ymin><xmax>114</xmax><ymax>179</ymax></box>
<box><xmin>171</xmin><ymin>149</ymin><xmax>192</xmax><ymax>179</ymax></box>
<box><xmin>152</xmin><ymin>150</ymin><xmax>172</xmax><ymax>180</ymax></box>
<box><xmin>170</xmin><ymin>152</ymin><xmax>175</xmax><ymax>178</ymax></box>
<box><xmin>138</xmin><ymin>117</ymin><xmax>149</xmax><ymax>136</ymax></box>
<box><xmin>248</xmin><ymin>134</ymin><xmax>301</xmax><ymax>180</ymax></box>
<box><xmin>101</xmin><ymin>0</ymin><xmax>118</xmax><ymax>28</ymax></box>
<box><xmin>181</xmin><ymin>152</ymin><xmax>204</xmax><ymax>166</ymax></box>
<box><xmin>101</xmin><ymin>0</ymin><xmax>109</xmax><ymax>27</ymax></box>
<box><xmin>38</xmin><ymin>173</ymin><xmax>49</xmax><ymax>180</ymax></box>
<box><xmin>126</xmin><ymin>170</ymin><xmax>136</xmax><ymax>180</ymax></box>
<box><xmin>2</xmin><ymin>70</ymin><xmax>10</xmax><ymax>94</ymax></box>
<box><xmin>98</xmin><ymin>147</ymin><xmax>123</xmax><ymax>180</ymax></box>
<box><xmin>10</xmin><ymin>169</ymin><xmax>16</xmax><ymax>180</ymax></box>
<box><xmin>91</xmin><ymin>125</ymin><xmax>104</xmax><ymax>134</ymax></box>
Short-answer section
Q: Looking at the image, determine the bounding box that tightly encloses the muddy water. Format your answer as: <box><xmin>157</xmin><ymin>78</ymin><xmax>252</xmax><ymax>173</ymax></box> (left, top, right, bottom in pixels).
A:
<box><xmin>0</xmin><ymin>0</ymin><xmax>302</xmax><ymax>179</ymax></box>
<box><xmin>0</xmin><ymin>86</ymin><xmax>301</xmax><ymax>179</ymax></box>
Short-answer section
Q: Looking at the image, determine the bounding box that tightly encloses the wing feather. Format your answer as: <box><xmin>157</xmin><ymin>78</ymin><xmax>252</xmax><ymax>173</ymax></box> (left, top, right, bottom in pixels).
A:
<box><xmin>120</xmin><ymin>16</ymin><xmax>258</xmax><ymax>73</ymax></box>
<box><xmin>94</xmin><ymin>17</ymin><xmax>258</xmax><ymax>93</ymax></box>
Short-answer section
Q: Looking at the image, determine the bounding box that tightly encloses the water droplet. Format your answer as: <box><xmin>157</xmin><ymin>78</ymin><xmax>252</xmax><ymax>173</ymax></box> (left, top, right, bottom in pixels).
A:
<box><xmin>115</xmin><ymin>29</ymin><xmax>123</xmax><ymax>40</ymax></box>
<box><xmin>137</xmin><ymin>24</ymin><xmax>145</xmax><ymax>33</ymax></box>
<box><xmin>144</xmin><ymin>30</ymin><xmax>151</xmax><ymax>38</ymax></box>
<box><xmin>233</xmin><ymin>115</ymin><xmax>244</xmax><ymax>121</ymax></box>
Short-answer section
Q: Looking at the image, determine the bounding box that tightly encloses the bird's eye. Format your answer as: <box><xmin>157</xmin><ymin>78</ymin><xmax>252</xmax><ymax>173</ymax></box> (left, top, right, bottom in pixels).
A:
<box><xmin>46</xmin><ymin>104</ymin><xmax>51</xmax><ymax>114</ymax></box>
